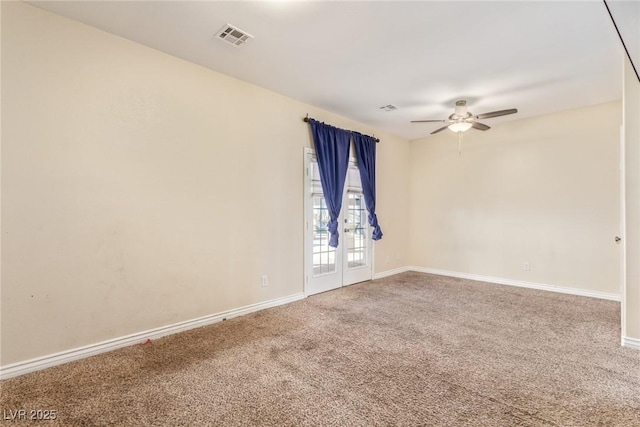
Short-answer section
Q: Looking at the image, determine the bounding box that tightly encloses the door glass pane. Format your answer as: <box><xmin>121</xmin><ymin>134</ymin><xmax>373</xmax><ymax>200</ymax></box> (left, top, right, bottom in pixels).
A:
<box><xmin>346</xmin><ymin>193</ymin><xmax>367</xmax><ymax>269</ymax></box>
<box><xmin>312</xmin><ymin>196</ymin><xmax>336</xmax><ymax>276</ymax></box>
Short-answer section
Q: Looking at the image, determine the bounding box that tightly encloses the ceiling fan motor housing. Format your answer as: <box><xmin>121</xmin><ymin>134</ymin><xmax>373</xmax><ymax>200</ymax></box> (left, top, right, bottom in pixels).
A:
<box><xmin>453</xmin><ymin>100</ymin><xmax>469</xmax><ymax>119</ymax></box>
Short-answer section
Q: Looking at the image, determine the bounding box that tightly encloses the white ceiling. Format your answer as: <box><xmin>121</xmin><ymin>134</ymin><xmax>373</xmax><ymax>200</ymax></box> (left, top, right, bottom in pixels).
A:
<box><xmin>29</xmin><ymin>1</ymin><xmax>629</xmax><ymax>140</ymax></box>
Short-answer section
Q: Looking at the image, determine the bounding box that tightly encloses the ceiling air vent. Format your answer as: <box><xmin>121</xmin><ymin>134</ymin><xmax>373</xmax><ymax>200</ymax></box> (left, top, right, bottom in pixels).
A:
<box><xmin>216</xmin><ymin>24</ymin><xmax>253</xmax><ymax>47</ymax></box>
<box><xmin>379</xmin><ymin>104</ymin><xmax>399</xmax><ymax>112</ymax></box>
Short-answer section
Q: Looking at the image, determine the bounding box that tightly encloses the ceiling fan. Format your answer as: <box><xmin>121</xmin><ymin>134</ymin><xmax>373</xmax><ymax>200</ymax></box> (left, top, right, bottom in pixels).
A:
<box><xmin>411</xmin><ymin>100</ymin><xmax>518</xmax><ymax>134</ymax></box>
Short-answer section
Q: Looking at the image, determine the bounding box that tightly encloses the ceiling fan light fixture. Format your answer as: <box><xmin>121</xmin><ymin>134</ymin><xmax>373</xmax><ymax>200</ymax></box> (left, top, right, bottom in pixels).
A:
<box><xmin>448</xmin><ymin>122</ymin><xmax>472</xmax><ymax>133</ymax></box>
<box><xmin>411</xmin><ymin>99</ymin><xmax>517</xmax><ymax>135</ymax></box>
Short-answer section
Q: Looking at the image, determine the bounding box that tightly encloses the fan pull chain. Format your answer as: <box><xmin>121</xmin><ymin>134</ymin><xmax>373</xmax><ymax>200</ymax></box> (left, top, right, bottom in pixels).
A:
<box><xmin>458</xmin><ymin>132</ymin><xmax>462</xmax><ymax>155</ymax></box>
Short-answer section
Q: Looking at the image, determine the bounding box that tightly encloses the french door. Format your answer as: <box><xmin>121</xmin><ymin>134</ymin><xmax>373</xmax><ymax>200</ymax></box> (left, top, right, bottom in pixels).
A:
<box><xmin>304</xmin><ymin>150</ymin><xmax>373</xmax><ymax>296</ymax></box>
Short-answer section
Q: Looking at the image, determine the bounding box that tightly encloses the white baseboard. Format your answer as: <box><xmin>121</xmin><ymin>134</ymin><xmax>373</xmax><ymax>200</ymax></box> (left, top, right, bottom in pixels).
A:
<box><xmin>373</xmin><ymin>266</ymin><xmax>410</xmax><ymax>280</ymax></box>
<box><xmin>408</xmin><ymin>266</ymin><xmax>621</xmax><ymax>302</ymax></box>
<box><xmin>0</xmin><ymin>268</ymin><xmax>628</xmax><ymax>380</ymax></box>
<box><xmin>0</xmin><ymin>292</ymin><xmax>305</xmax><ymax>380</ymax></box>
<box><xmin>622</xmin><ymin>336</ymin><xmax>640</xmax><ymax>350</ymax></box>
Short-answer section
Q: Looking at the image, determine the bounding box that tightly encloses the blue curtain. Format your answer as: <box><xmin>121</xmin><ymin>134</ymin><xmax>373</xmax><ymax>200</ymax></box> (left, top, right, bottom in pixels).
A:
<box><xmin>309</xmin><ymin>119</ymin><xmax>352</xmax><ymax>247</ymax></box>
<box><xmin>353</xmin><ymin>132</ymin><xmax>383</xmax><ymax>240</ymax></box>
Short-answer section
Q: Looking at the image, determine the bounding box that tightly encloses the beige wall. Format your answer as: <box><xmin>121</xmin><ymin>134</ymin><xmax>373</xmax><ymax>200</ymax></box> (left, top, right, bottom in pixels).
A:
<box><xmin>624</xmin><ymin>56</ymin><xmax>640</xmax><ymax>341</ymax></box>
<box><xmin>0</xmin><ymin>0</ymin><xmax>4</xmax><ymax>363</ymax></box>
<box><xmin>0</xmin><ymin>2</ymin><xmax>410</xmax><ymax>365</ymax></box>
<box><xmin>408</xmin><ymin>101</ymin><xmax>622</xmax><ymax>295</ymax></box>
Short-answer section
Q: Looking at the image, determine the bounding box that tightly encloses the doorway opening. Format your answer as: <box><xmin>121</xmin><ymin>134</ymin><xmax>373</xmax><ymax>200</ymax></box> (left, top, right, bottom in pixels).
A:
<box><xmin>304</xmin><ymin>149</ymin><xmax>373</xmax><ymax>295</ymax></box>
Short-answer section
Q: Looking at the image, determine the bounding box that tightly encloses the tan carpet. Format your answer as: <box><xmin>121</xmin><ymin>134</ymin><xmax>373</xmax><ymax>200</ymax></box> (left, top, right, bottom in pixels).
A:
<box><xmin>1</xmin><ymin>272</ymin><xmax>639</xmax><ymax>426</ymax></box>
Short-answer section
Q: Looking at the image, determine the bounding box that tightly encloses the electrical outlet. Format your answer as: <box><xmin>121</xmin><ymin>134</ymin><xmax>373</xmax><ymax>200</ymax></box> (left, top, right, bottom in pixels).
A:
<box><xmin>522</xmin><ymin>262</ymin><xmax>530</xmax><ymax>271</ymax></box>
<box><xmin>261</xmin><ymin>275</ymin><xmax>269</xmax><ymax>287</ymax></box>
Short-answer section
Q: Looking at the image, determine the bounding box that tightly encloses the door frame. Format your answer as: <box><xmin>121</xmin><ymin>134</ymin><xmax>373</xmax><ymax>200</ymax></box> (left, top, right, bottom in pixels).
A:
<box><xmin>303</xmin><ymin>147</ymin><xmax>374</xmax><ymax>296</ymax></box>
<box><xmin>620</xmin><ymin>124</ymin><xmax>627</xmax><ymax>343</ymax></box>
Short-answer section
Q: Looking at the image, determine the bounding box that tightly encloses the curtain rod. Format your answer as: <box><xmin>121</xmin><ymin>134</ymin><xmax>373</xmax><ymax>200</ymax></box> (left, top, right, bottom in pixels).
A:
<box><xmin>303</xmin><ymin>115</ymin><xmax>380</xmax><ymax>143</ymax></box>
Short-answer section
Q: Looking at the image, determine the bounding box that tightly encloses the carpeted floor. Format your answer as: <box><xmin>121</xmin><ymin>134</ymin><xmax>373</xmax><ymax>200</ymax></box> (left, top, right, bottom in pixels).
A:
<box><xmin>1</xmin><ymin>272</ymin><xmax>639</xmax><ymax>426</ymax></box>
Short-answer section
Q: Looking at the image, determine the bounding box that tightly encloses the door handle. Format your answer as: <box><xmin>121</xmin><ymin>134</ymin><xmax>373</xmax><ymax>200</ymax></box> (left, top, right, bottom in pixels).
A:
<box><xmin>615</xmin><ymin>236</ymin><xmax>621</xmax><ymax>243</ymax></box>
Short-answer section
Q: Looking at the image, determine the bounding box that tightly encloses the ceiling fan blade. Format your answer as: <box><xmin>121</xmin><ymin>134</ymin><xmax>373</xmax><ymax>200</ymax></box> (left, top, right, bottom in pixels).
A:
<box><xmin>471</xmin><ymin>122</ymin><xmax>490</xmax><ymax>131</ymax></box>
<box><xmin>475</xmin><ymin>108</ymin><xmax>518</xmax><ymax>119</ymax></box>
<box><xmin>411</xmin><ymin>119</ymin><xmax>447</xmax><ymax>123</ymax></box>
<box><xmin>431</xmin><ymin>125</ymin><xmax>450</xmax><ymax>134</ymax></box>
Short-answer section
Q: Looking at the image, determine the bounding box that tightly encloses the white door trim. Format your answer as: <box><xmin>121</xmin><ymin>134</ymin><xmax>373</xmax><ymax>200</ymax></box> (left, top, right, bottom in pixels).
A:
<box><xmin>620</xmin><ymin>123</ymin><xmax>627</xmax><ymax>343</ymax></box>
